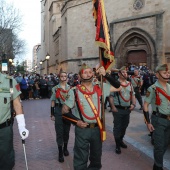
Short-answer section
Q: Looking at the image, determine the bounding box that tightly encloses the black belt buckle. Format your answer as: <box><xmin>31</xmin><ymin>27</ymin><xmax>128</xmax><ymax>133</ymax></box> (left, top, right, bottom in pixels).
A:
<box><xmin>0</xmin><ymin>119</ymin><xmax>11</xmax><ymax>129</ymax></box>
<box><xmin>87</xmin><ymin>123</ymin><xmax>97</xmax><ymax>128</ymax></box>
<box><xmin>124</xmin><ymin>106</ymin><xmax>128</xmax><ymax>110</ymax></box>
<box><xmin>6</xmin><ymin>119</ymin><xmax>11</xmax><ymax>126</ymax></box>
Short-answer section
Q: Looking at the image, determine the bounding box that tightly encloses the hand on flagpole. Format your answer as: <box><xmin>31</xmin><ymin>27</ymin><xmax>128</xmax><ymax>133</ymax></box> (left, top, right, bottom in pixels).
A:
<box><xmin>96</xmin><ymin>66</ymin><xmax>106</xmax><ymax>76</ymax></box>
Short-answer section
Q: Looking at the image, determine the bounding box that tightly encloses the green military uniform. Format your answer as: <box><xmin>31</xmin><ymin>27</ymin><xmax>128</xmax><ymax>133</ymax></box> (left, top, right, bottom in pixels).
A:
<box><xmin>144</xmin><ymin>64</ymin><xmax>170</xmax><ymax>169</ymax></box>
<box><xmin>145</xmin><ymin>82</ymin><xmax>170</xmax><ymax>168</ymax></box>
<box><xmin>0</xmin><ymin>73</ymin><xmax>21</xmax><ymax>170</ymax></box>
<box><xmin>131</xmin><ymin>74</ymin><xmax>143</xmax><ymax>109</ymax></box>
<box><xmin>50</xmin><ymin>83</ymin><xmax>71</xmax><ymax>147</ymax></box>
<box><xmin>64</xmin><ymin>82</ymin><xmax>111</xmax><ymax>170</ymax></box>
<box><xmin>110</xmin><ymin>79</ymin><xmax>135</xmax><ymax>148</ymax></box>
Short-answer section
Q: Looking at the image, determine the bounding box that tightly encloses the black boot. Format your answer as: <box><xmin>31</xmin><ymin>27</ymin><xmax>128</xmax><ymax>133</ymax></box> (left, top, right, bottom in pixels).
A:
<box><xmin>120</xmin><ymin>140</ymin><xmax>127</xmax><ymax>148</ymax></box>
<box><xmin>153</xmin><ymin>164</ymin><xmax>163</xmax><ymax>170</ymax></box>
<box><xmin>120</xmin><ymin>136</ymin><xmax>127</xmax><ymax>148</ymax></box>
<box><xmin>58</xmin><ymin>146</ymin><xmax>64</xmax><ymax>162</ymax></box>
<box><xmin>115</xmin><ymin>139</ymin><xmax>121</xmax><ymax>154</ymax></box>
<box><xmin>63</xmin><ymin>143</ymin><xmax>69</xmax><ymax>156</ymax></box>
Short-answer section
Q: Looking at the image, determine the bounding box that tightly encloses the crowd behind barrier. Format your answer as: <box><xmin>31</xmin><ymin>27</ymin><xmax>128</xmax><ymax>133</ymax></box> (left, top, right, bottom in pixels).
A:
<box><xmin>5</xmin><ymin>64</ymin><xmax>168</xmax><ymax>101</ymax></box>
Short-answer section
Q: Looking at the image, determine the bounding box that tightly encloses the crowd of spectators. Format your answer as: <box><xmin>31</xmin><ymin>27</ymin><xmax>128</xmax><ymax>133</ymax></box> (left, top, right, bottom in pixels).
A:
<box><xmin>7</xmin><ymin>63</ymin><xmax>163</xmax><ymax>101</ymax></box>
<box><xmin>13</xmin><ymin>72</ymin><xmax>81</xmax><ymax>101</ymax></box>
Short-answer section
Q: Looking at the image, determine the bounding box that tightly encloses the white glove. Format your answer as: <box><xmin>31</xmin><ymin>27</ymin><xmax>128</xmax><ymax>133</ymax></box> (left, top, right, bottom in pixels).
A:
<box><xmin>16</xmin><ymin>114</ymin><xmax>29</xmax><ymax>140</ymax></box>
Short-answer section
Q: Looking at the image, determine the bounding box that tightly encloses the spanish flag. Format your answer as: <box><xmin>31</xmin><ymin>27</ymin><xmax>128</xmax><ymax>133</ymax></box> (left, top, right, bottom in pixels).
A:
<box><xmin>93</xmin><ymin>0</ymin><xmax>115</xmax><ymax>71</ymax></box>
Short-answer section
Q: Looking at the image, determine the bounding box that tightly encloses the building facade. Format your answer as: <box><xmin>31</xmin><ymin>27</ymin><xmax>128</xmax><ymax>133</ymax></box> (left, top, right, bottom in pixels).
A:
<box><xmin>40</xmin><ymin>0</ymin><xmax>170</xmax><ymax>74</ymax></box>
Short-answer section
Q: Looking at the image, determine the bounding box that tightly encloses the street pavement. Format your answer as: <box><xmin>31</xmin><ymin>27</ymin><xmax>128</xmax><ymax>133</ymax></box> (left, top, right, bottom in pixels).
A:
<box><xmin>12</xmin><ymin>98</ymin><xmax>170</xmax><ymax>170</ymax></box>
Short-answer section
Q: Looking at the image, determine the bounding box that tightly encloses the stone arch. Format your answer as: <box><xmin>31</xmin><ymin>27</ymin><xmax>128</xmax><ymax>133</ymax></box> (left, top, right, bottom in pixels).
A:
<box><xmin>114</xmin><ymin>27</ymin><xmax>157</xmax><ymax>70</ymax></box>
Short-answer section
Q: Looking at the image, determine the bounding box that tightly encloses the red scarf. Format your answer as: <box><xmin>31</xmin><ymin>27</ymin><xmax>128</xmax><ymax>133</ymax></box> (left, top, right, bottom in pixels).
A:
<box><xmin>131</xmin><ymin>75</ymin><xmax>140</xmax><ymax>85</ymax></box>
<box><xmin>119</xmin><ymin>82</ymin><xmax>132</xmax><ymax>102</ymax></box>
<box><xmin>75</xmin><ymin>85</ymin><xmax>102</xmax><ymax>120</ymax></box>
<box><xmin>155</xmin><ymin>87</ymin><xmax>170</xmax><ymax>105</ymax></box>
<box><xmin>55</xmin><ymin>88</ymin><xmax>69</xmax><ymax>102</ymax></box>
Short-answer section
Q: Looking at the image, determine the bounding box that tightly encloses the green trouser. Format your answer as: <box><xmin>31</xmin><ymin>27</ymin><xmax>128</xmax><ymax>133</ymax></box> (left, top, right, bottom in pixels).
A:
<box><xmin>0</xmin><ymin>125</ymin><xmax>15</xmax><ymax>170</ymax></box>
<box><xmin>54</xmin><ymin>106</ymin><xmax>71</xmax><ymax>146</ymax></box>
<box><xmin>74</xmin><ymin>126</ymin><xmax>102</xmax><ymax>170</ymax></box>
<box><xmin>134</xmin><ymin>87</ymin><xmax>143</xmax><ymax>107</ymax></box>
<box><xmin>112</xmin><ymin>108</ymin><xmax>131</xmax><ymax>141</ymax></box>
<box><xmin>151</xmin><ymin>115</ymin><xmax>170</xmax><ymax>167</ymax></box>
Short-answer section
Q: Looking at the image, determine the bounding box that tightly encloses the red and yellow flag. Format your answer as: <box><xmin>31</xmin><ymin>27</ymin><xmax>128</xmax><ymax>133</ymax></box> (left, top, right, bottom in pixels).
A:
<box><xmin>93</xmin><ymin>0</ymin><xmax>115</xmax><ymax>71</ymax></box>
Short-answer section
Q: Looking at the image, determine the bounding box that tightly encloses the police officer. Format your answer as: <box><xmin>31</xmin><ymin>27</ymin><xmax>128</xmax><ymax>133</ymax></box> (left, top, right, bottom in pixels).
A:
<box><xmin>50</xmin><ymin>70</ymin><xmax>71</xmax><ymax>163</ymax></box>
<box><xmin>62</xmin><ymin>64</ymin><xmax>121</xmax><ymax>170</ymax></box>
<box><xmin>0</xmin><ymin>72</ymin><xmax>29</xmax><ymax>170</ymax></box>
<box><xmin>131</xmin><ymin>69</ymin><xmax>143</xmax><ymax>110</ymax></box>
<box><xmin>143</xmin><ymin>64</ymin><xmax>170</xmax><ymax>170</ymax></box>
<box><xmin>109</xmin><ymin>66</ymin><xmax>136</xmax><ymax>154</ymax></box>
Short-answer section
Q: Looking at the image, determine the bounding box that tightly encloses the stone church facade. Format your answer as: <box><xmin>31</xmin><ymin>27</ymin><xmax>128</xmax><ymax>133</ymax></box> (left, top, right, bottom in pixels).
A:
<box><xmin>39</xmin><ymin>0</ymin><xmax>170</xmax><ymax>74</ymax></box>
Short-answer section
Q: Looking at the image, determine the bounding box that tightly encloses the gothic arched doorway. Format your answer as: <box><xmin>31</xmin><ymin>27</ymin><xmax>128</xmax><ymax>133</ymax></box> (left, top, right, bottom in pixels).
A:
<box><xmin>114</xmin><ymin>28</ymin><xmax>156</xmax><ymax>70</ymax></box>
<box><xmin>127</xmin><ymin>50</ymin><xmax>147</xmax><ymax>66</ymax></box>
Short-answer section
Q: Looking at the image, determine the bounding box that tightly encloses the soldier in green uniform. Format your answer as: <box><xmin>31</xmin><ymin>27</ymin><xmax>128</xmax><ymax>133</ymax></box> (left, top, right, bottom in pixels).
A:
<box><xmin>131</xmin><ymin>69</ymin><xmax>143</xmax><ymax>110</ymax></box>
<box><xmin>50</xmin><ymin>70</ymin><xmax>71</xmax><ymax>163</ymax></box>
<box><xmin>143</xmin><ymin>64</ymin><xmax>170</xmax><ymax>170</ymax></box>
<box><xmin>61</xmin><ymin>64</ymin><xmax>121</xmax><ymax>170</ymax></box>
<box><xmin>0</xmin><ymin>72</ymin><xmax>29</xmax><ymax>170</ymax></box>
<box><xmin>109</xmin><ymin>66</ymin><xmax>136</xmax><ymax>154</ymax></box>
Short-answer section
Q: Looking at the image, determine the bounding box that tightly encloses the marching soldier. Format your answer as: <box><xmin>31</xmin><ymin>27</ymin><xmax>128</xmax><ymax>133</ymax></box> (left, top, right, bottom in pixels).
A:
<box><xmin>62</xmin><ymin>64</ymin><xmax>121</xmax><ymax>170</ymax></box>
<box><xmin>0</xmin><ymin>72</ymin><xmax>29</xmax><ymax>170</ymax></box>
<box><xmin>143</xmin><ymin>64</ymin><xmax>170</xmax><ymax>170</ymax></box>
<box><xmin>131</xmin><ymin>69</ymin><xmax>143</xmax><ymax>110</ymax></box>
<box><xmin>109</xmin><ymin>66</ymin><xmax>136</xmax><ymax>154</ymax></box>
<box><xmin>50</xmin><ymin>70</ymin><xmax>71</xmax><ymax>163</ymax></box>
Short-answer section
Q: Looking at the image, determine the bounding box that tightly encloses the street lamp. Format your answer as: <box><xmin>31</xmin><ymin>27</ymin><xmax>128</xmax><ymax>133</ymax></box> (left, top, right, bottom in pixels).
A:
<box><xmin>45</xmin><ymin>53</ymin><xmax>50</xmax><ymax>74</ymax></box>
<box><xmin>39</xmin><ymin>60</ymin><xmax>43</xmax><ymax>65</ymax></box>
<box><xmin>35</xmin><ymin>65</ymin><xmax>37</xmax><ymax>73</ymax></box>
<box><xmin>39</xmin><ymin>60</ymin><xmax>43</xmax><ymax>75</ymax></box>
<box><xmin>8</xmin><ymin>59</ymin><xmax>13</xmax><ymax>74</ymax></box>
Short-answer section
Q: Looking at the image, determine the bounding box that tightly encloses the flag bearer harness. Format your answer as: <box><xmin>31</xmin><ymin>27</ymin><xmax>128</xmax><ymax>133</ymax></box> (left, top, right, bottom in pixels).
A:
<box><xmin>74</xmin><ymin>84</ymin><xmax>106</xmax><ymax>141</ymax></box>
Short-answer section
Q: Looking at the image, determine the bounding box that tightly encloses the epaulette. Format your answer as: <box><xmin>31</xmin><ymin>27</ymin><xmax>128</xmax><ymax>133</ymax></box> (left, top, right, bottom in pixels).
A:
<box><xmin>151</xmin><ymin>84</ymin><xmax>156</xmax><ymax>90</ymax></box>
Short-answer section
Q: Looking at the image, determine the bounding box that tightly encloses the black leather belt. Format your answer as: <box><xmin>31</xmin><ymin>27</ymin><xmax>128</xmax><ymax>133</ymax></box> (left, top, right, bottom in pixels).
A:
<box><xmin>55</xmin><ymin>103</ymin><xmax>63</xmax><ymax>107</ymax></box>
<box><xmin>86</xmin><ymin>123</ymin><xmax>98</xmax><ymax>128</ymax></box>
<box><xmin>0</xmin><ymin>119</ymin><xmax>12</xmax><ymax>129</ymax></box>
<box><xmin>152</xmin><ymin>111</ymin><xmax>170</xmax><ymax>120</ymax></box>
<box><xmin>115</xmin><ymin>105</ymin><xmax>130</xmax><ymax>110</ymax></box>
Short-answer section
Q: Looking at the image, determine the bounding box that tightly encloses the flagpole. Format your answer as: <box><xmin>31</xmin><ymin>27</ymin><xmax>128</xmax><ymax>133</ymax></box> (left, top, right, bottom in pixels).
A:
<box><xmin>99</xmin><ymin>47</ymin><xmax>105</xmax><ymax>132</ymax></box>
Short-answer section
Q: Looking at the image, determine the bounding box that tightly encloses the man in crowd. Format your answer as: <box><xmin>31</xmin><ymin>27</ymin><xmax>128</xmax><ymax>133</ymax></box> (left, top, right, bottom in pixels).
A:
<box><xmin>109</xmin><ymin>66</ymin><xmax>136</xmax><ymax>154</ymax></box>
<box><xmin>61</xmin><ymin>63</ymin><xmax>121</xmax><ymax>170</ymax></box>
<box><xmin>143</xmin><ymin>64</ymin><xmax>170</xmax><ymax>170</ymax></box>
<box><xmin>50</xmin><ymin>70</ymin><xmax>71</xmax><ymax>163</ymax></box>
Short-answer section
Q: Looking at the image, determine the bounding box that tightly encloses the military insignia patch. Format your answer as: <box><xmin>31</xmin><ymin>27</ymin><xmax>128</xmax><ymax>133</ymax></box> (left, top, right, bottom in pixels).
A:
<box><xmin>146</xmin><ymin>91</ymin><xmax>150</xmax><ymax>97</ymax></box>
<box><xmin>65</xmin><ymin>95</ymin><xmax>70</xmax><ymax>100</ymax></box>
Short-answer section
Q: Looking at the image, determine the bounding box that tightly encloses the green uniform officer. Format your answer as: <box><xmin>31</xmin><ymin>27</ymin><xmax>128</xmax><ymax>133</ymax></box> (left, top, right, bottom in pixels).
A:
<box><xmin>0</xmin><ymin>72</ymin><xmax>29</xmax><ymax>170</ymax></box>
<box><xmin>62</xmin><ymin>64</ymin><xmax>121</xmax><ymax>170</ymax></box>
<box><xmin>50</xmin><ymin>70</ymin><xmax>71</xmax><ymax>163</ymax></box>
<box><xmin>131</xmin><ymin>69</ymin><xmax>143</xmax><ymax>110</ymax></box>
<box><xmin>143</xmin><ymin>64</ymin><xmax>170</xmax><ymax>170</ymax></box>
<box><xmin>109</xmin><ymin>66</ymin><xmax>136</xmax><ymax>154</ymax></box>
